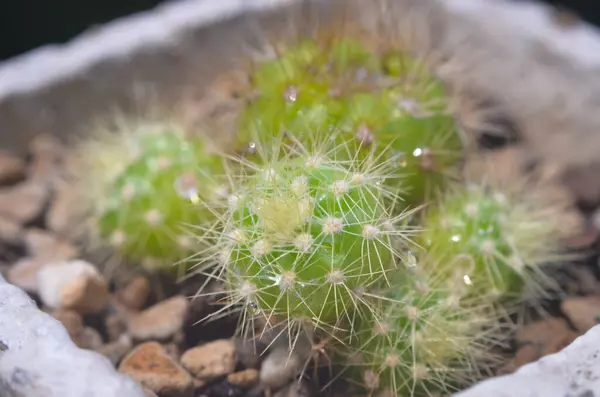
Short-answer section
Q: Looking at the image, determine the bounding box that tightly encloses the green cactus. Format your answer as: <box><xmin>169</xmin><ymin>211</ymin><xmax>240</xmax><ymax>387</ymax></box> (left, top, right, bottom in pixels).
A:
<box><xmin>417</xmin><ymin>182</ymin><xmax>565</xmax><ymax>304</ymax></box>
<box><xmin>235</xmin><ymin>37</ymin><xmax>463</xmax><ymax>206</ymax></box>
<box><xmin>196</xmin><ymin>131</ymin><xmax>420</xmax><ymax>341</ymax></box>
<box><xmin>78</xmin><ymin>120</ymin><xmax>226</xmax><ymax>273</ymax></box>
<box><xmin>343</xmin><ymin>252</ymin><xmax>501</xmax><ymax>397</ymax></box>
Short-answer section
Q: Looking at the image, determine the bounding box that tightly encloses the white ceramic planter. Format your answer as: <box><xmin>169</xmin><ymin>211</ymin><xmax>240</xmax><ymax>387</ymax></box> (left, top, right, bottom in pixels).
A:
<box><xmin>1</xmin><ymin>0</ymin><xmax>600</xmax><ymax>396</ymax></box>
<box><xmin>0</xmin><ymin>274</ymin><xmax>146</xmax><ymax>397</ymax></box>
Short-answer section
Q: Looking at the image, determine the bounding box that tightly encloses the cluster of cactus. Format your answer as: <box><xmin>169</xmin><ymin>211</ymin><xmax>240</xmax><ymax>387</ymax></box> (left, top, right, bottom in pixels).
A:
<box><xmin>74</xmin><ymin>35</ymin><xmax>573</xmax><ymax>397</ymax></box>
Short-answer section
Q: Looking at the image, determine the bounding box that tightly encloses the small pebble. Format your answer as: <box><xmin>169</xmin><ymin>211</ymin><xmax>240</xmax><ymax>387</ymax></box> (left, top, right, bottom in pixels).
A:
<box><xmin>50</xmin><ymin>309</ymin><xmax>84</xmax><ymax>341</ymax></box>
<box><xmin>27</xmin><ymin>133</ymin><xmax>64</xmax><ymax>185</ymax></box>
<box><xmin>77</xmin><ymin>327</ymin><xmax>104</xmax><ymax>350</ymax></box>
<box><xmin>143</xmin><ymin>388</ymin><xmax>158</xmax><ymax>397</ymax></box>
<box><xmin>119</xmin><ymin>341</ymin><xmax>193</xmax><ymax>397</ymax></box>
<box><xmin>516</xmin><ymin>317</ymin><xmax>572</xmax><ymax>355</ymax></box>
<box><xmin>180</xmin><ymin>339</ymin><xmax>237</xmax><ymax>381</ymax></box>
<box><xmin>227</xmin><ymin>369</ymin><xmax>259</xmax><ymax>389</ymax></box>
<box><xmin>24</xmin><ymin>228</ymin><xmax>79</xmax><ymax>260</ymax></box>
<box><xmin>546</xmin><ymin>330</ymin><xmax>580</xmax><ymax>354</ymax></box>
<box><xmin>562</xmin><ymin>296</ymin><xmax>600</xmax><ymax>333</ymax></box>
<box><xmin>0</xmin><ymin>216</ymin><xmax>22</xmax><ymax>245</ymax></box>
<box><xmin>500</xmin><ymin>344</ymin><xmax>541</xmax><ymax>374</ymax></box>
<box><xmin>105</xmin><ymin>312</ymin><xmax>128</xmax><ymax>342</ymax></box>
<box><xmin>37</xmin><ymin>259</ymin><xmax>109</xmax><ymax>314</ymax></box>
<box><xmin>7</xmin><ymin>257</ymin><xmax>48</xmax><ymax>293</ymax></box>
<box><xmin>0</xmin><ymin>181</ymin><xmax>48</xmax><ymax>225</ymax></box>
<box><xmin>0</xmin><ymin>150</ymin><xmax>25</xmax><ymax>185</ymax></box>
<box><xmin>117</xmin><ymin>276</ymin><xmax>150</xmax><ymax>311</ymax></box>
<box><xmin>260</xmin><ymin>346</ymin><xmax>305</xmax><ymax>390</ymax></box>
<box><xmin>46</xmin><ymin>179</ymin><xmax>87</xmax><ymax>237</ymax></box>
<box><xmin>128</xmin><ymin>295</ymin><xmax>189</xmax><ymax>341</ymax></box>
<box><xmin>96</xmin><ymin>334</ymin><xmax>132</xmax><ymax>366</ymax></box>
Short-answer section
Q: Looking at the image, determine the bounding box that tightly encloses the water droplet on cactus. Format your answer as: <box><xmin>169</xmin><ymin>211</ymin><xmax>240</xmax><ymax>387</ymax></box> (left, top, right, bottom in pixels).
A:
<box><xmin>174</xmin><ymin>172</ymin><xmax>200</xmax><ymax>202</ymax></box>
<box><xmin>355</xmin><ymin>124</ymin><xmax>374</xmax><ymax>145</ymax></box>
<box><xmin>284</xmin><ymin>86</ymin><xmax>298</xmax><ymax>102</ymax></box>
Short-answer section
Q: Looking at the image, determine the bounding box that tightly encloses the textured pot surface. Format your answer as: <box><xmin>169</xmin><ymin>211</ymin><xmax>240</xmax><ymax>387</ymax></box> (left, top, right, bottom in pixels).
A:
<box><xmin>454</xmin><ymin>324</ymin><xmax>600</xmax><ymax>397</ymax></box>
<box><xmin>0</xmin><ymin>274</ymin><xmax>146</xmax><ymax>397</ymax></box>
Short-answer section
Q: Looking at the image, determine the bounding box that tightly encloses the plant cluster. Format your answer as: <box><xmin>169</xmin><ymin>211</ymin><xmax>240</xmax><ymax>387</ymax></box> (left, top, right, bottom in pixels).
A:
<box><xmin>73</xmin><ymin>36</ymin><xmax>575</xmax><ymax>396</ymax></box>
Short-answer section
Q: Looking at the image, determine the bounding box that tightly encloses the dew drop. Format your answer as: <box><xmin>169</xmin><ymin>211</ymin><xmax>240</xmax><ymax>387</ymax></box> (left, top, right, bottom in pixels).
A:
<box><xmin>174</xmin><ymin>172</ymin><xmax>200</xmax><ymax>203</ymax></box>
<box><xmin>355</xmin><ymin>125</ymin><xmax>374</xmax><ymax>145</ymax></box>
<box><xmin>406</xmin><ymin>251</ymin><xmax>418</xmax><ymax>268</ymax></box>
<box><xmin>284</xmin><ymin>86</ymin><xmax>298</xmax><ymax>102</ymax></box>
<box><xmin>463</xmin><ymin>274</ymin><xmax>473</xmax><ymax>285</ymax></box>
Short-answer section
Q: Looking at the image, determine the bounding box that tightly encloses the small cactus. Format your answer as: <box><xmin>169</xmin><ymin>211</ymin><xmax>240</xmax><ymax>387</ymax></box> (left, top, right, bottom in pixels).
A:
<box><xmin>417</xmin><ymin>181</ymin><xmax>568</xmax><ymax>304</ymax></box>
<box><xmin>235</xmin><ymin>37</ymin><xmax>463</xmax><ymax>206</ymax></box>
<box><xmin>344</xmin><ymin>253</ymin><xmax>501</xmax><ymax>397</ymax></box>
<box><xmin>76</xmin><ymin>119</ymin><xmax>226</xmax><ymax>273</ymax></box>
<box><xmin>196</xmin><ymin>132</ymin><xmax>419</xmax><ymax>342</ymax></box>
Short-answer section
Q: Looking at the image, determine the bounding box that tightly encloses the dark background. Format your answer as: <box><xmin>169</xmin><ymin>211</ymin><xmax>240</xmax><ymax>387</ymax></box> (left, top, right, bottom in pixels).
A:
<box><xmin>0</xmin><ymin>0</ymin><xmax>170</xmax><ymax>61</ymax></box>
<box><xmin>0</xmin><ymin>0</ymin><xmax>598</xmax><ymax>62</ymax></box>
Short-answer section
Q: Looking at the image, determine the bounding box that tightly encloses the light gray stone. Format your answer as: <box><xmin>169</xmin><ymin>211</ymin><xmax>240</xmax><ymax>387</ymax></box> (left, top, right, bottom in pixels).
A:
<box><xmin>0</xmin><ymin>274</ymin><xmax>146</xmax><ymax>397</ymax></box>
<box><xmin>454</xmin><ymin>324</ymin><xmax>600</xmax><ymax>397</ymax></box>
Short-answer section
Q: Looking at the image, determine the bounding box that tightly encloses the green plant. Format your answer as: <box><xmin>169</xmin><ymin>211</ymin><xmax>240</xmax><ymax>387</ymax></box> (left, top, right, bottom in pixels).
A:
<box><xmin>235</xmin><ymin>37</ymin><xmax>463</xmax><ymax>206</ymax></box>
<box><xmin>195</xmin><ymin>131</ymin><xmax>420</xmax><ymax>343</ymax></box>
<box><xmin>417</xmin><ymin>181</ymin><xmax>568</xmax><ymax>305</ymax></box>
<box><xmin>343</xmin><ymin>254</ymin><xmax>501</xmax><ymax>397</ymax></box>
<box><xmin>77</xmin><ymin>120</ymin><xmax>226</xmax><ymax>273</ymax></box>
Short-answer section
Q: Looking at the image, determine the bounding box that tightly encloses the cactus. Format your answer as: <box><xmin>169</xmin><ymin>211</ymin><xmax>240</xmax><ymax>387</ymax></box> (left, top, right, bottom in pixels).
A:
<box><xmin>343</xmin><ymin>255</ymin><xmax>501</xmax><ymax>397</ymax></box>
<box><xmin>195</xmin><ymin>131</ymin><xmax>421</xmax><ymax>342</ymax></box>
<box><xmin>234</xmin><ymin>37</ymin><xmax>463</xmax><ymax>206</ymax></box>
<box><xmin>417</xmin><ymin>181</ymin><xmax>568</xmax><ymax>305</ymax></box>
<box><xmin>76</xmin><ymin>119</ymin><xmax>226</xmax><ymax>273</ymax></box>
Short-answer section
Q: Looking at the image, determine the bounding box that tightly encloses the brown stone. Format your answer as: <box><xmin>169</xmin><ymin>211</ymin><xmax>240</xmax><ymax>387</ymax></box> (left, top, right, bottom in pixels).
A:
<box><xmin>227</xmin><ymin>369</ymin><xmax>259</xmax><ymax>388</ymax></box>
<box><xmin>180</xmin><ymin>339</ymin><xmax>237</xmax><ymax>381</ymax></box>
<box><xmin>37</xmin><ymin>260</ymin><xmax>109</xmax><ymax>314</ymax></box>
<box><xmin>143</xmin><ymin>388</ymin><xmax>158</xmax><ymax>397</ymax></box>
<box><xmin>128</xmin><ymin>295</ymin><xmax>189</xmax><ymax>341</ymax></box>
<box><xmin>116</xmin><ymin>276</ymin><xmax>150</xmax><ymax>312</ymax></box>
<box><xmin>546</xmin><ymin>330</ymin><xmax>580</xmax><ymax>354</ymax></box>
<box><xmin>96</xmin><ymin>335</ymin><xmax>132</xmax><ymax>366</ymax></box>
<box><xmin>0</xmin><ymin>182</ymin><xmax>48</xmax><ymax>225</ymax></box>
<box><xmin>0</xmin><ymin>150</ymin><xmax>25</xmax><ymax>185</ymax></box>
<box><xmin>6</xmin><ymin>257</ymin><xmax>48</xmax><ymax>293</ymax></box>
<box><xmin>119</xmin><ymin>341</ymin><xmax>193</xmax><ymax>397</ymax></box>
<box><xmin>27</xmin><ymin>133</ymin><xmax>64</xmax><ymax>185</ymax></box>
<box><xmin>561</xmin><ymin>296</ymin><xmax>600</xmax><ymax>333</ymax></box>
<box><xmin>0</xmin><ymin>216</ymin><xmax>22</xmax><ymax>245</ymax></box>
<box><xmin>105</xmin><ymin>312</ymin><xmax>128</xmax><ymax>342</ymax></box>
<box><xmin>45</xmin><ymin>179</ymin><xmax>87</xmax><ymax>238</ymax></box>
<box><xmin>77</xmin><ymin>327</ymin><xmax>104</xmax><ymax>350</ymax></box>
<box><xmin>50</xmin><ymin>310</ymin><xmax>84</xmax><ymax>341</ymax></box>
<box><xmin>500</xmin><ymin>344</ymin><xmax>541</xmax><ymax>374</ymax></box>
<box><xmin>60</xmin><ymin>274</ymin><xmax>109</xmax><ymax>314</ymax></box>
<box><xmin>24</xmin><ymin>228</ymin><xmax>79</xmax><ymax>261</ymax></box>
<box><xmin>516</xmin><ymin>317</ymin><xmax>571</xmax><ymax>349</ymax></box>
